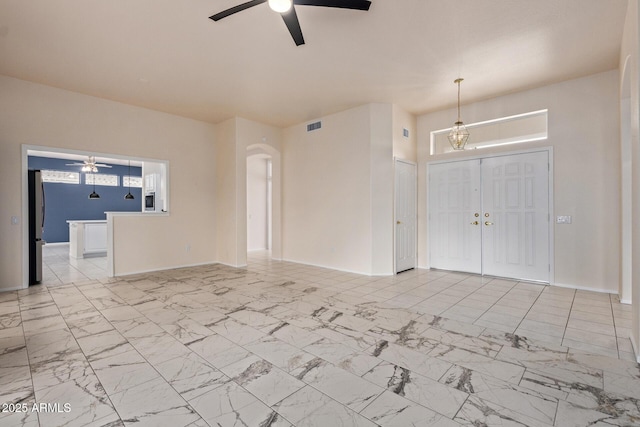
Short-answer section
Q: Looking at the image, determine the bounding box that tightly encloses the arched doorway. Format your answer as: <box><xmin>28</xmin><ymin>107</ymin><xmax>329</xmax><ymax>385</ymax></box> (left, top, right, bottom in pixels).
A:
<box><xmin>246</xmin><ymin>144</ymin><xmax>282</xmax><ymax>260</ymax></box>
<box><xmin>247</xmin><ymin>153</ymin><xmax>272</xmax><ymax>253</ymax></box>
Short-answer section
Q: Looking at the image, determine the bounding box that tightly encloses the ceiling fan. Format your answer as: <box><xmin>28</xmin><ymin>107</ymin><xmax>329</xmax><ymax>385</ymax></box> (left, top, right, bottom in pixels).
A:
<box><xmin>66</xmin><ymin>156</ymin><xmax>112</xmax><ymax>173</ymax></box>
<box><xmin>210</xmin><ymin>0</ymin><xmax>372</xmax><ymax>46</ymax></box>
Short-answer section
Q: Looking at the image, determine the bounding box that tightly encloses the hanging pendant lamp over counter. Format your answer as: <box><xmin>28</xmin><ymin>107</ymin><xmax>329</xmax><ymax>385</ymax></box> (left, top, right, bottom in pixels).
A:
<box><xmin>124</xmin><ymin>160</ymin><xmax>135</xmax><ymax>200</ymax></box>
<box><xmin>88</xmin><ymin>173</ymin><xmax>100</xmax><ymax>199</ymax></box>
<box><xmin>448</xmin><ymin>78</ymin><xmax>470</xmax><ymax>151</ymax></box>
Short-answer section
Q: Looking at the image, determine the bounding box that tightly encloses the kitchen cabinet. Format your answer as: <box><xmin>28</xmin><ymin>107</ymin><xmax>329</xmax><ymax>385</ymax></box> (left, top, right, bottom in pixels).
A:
<box><xmin>67</xmin><ymin>220</ymin><xmax>107</xmax><ymax>258</ymax></box>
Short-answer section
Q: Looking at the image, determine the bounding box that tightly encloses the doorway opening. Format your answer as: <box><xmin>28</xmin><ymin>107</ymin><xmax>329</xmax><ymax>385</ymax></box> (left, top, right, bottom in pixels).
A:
<box><xmin>245</xmin><ymin>142</ymin><xmax>281</xmax><ymax>264</ymax></box>
<box><xmin>247</xmin><ymin>154</ymin><xmax>272</xmax><ymax>254</ymax></box>
<box><xmin>22</xmin><ymin>145</ymin><xmax>167</xmax><ymax>288</ymax></box>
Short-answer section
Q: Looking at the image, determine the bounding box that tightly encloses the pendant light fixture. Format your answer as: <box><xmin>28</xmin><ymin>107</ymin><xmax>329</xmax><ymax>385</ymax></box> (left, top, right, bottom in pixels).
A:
<box><xmin>88</xmin><ymin>173</ymin><xmax>100</xmax><ymax>199</ymax></box>
<box><xmin>124</xmin><ymin>160</ymin><xmax>135</xmax><ymax>200</ymax></box>
<box><xmin>448</xmin><ymin>78</ymin><xmax>470</xmax><ymax>150</ymax></box>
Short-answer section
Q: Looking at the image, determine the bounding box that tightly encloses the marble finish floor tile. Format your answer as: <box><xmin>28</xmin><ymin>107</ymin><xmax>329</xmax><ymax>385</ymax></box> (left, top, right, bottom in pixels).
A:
<box><xmin>89</xmin><ymin>348</ymin><xmax>161</xmax><ymax>395</ymax></box>
<box><xmin>34</xmin><ymin>375</ymin><xmax>120</xmax><ymax>427</ymax></box>
<box><xmin>293</xmin><ymin>357</ymin><xmax>385</xmax><ymax>412</ymax></box>
<box><xmin>189</xmin><ymin>381</ymin><xmax>290</xmax><ymax>427</ymax></box>
<box><xmin>243</xmin><ymin>335</ymin><xmax>318</xmax><ymax>373</ymax></box>
<box><xmin>4</xmin><ymin>254</ymin><xmax>640</xmax><ymax>427</ymax></box>
<box><xmin>370</xmin><ymin>340</ymin><xmax>453</xmax><ymax>381</ymax></box>
<box><xmin>220</xmin><ymin>354</ymin><xmax>305</xmax><ymax>406</ymax></box>
<box><xmin>455</xmin><ymin>395</ymin><xmax>553</xmax><ymax>427</ymax></box>
<box><xmin>274</xmin><ymin>385</ymin><xmax>376</xmax><ymax>426</ymax></box>
<box><xmin>363</xmin><ymin>362</ymin><xmax>468</xmax><ymax>418</ymax></box>
<box><xmin>360</xmin><ymin>390</ymin><xmax>460</xmax><ymax>427</ymax></box>
<box><xmin>109</xmin><ymin>376</ymin><xmax>200</xmax><ymax>427</ymax></box>
<box><xmin>441</xmin><ymin>365</ymin><xmax>558</xmax><ymax>424</ymax></box>
<box><xmin>30</xmin><ymin>350</ymin><xmax>93</xmax><ymax>392</ymax></box>
<box><xmin>155</xmin><ymin>352</ymin><xmax>231</xmax><ymax>401</ymax></box>
<box><xmin>428</xmin><ymin>344</ymin><xmax>525</xmax><ymax>384</ymax></box>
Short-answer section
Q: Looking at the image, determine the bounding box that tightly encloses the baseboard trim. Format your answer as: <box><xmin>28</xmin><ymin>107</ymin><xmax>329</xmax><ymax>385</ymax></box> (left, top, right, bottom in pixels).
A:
<box><xmin>113</xmin><ymin>261</ymin><xmax>217</xmax><ymax>278</ymax></box>
<box><xmin>215</xmin><ymin>261</ymin><xmax>248</xmax><ymax>269</ymax></box>
<box><xmin>0</xmin><ymin>285</ymin><xmax>28</xmax><ymax>293</ymax></box>
<box><xmin>552</xmin><ymin>282</ymin><xmax>617</xmax><ymax>295</ymax></box>
<box><xmin>630</xmin><ymin>333</ymin><xmax>640</xmax><ymax>364</ymax></box>
<box><xmin>280</xmin><ymin>258</ymin><xmax>374</xmax><ymax>276</ymax></box>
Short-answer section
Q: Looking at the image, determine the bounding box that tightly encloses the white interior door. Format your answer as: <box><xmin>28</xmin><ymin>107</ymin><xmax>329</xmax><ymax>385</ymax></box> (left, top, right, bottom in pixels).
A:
<box><xmin>395</xmin><ymin>160</ymin><xmax>417</xmax><ymax>273</ymax></box>
<box><xmin>428</xmin><ymin>159</ymin><xmax>482</xmax><ymax>274</ymax></box>
<box><xmin>481</xmin><ymin>151</ymin><xmax>550</xmax><ymax>282</ymax></box>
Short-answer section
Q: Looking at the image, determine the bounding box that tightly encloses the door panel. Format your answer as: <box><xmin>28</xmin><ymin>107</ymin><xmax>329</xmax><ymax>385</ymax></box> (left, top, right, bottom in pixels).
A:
<box><xmin>481</xmin><ymin>151</ymin><xmax>549</xmax><ymax>282</ymax></box>
<box><xmin>428</xmin><ymin>160</ymin><xmax>482</xmax><ymax>274</ymax></box>
<box><xmin>395</xmin><ymin>160</ymin><xmax>417</xmax><ymax>273</ymax></box>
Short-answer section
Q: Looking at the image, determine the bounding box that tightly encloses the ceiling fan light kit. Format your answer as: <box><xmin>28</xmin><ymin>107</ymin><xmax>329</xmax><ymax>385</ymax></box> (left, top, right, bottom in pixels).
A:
<box><xmin>210</xmin><ymin>0</ymin><xmax>371</xmax><ymax>46</ymax></box>
<box><xmin>268</xmin><ymin>0</ymin><xmax>292</xmax><ymax>13</ymax></box>
<box><xmin>67</xmin><ymin>155</ymin><xmax>112</xmax><ymax>173</ymax></box>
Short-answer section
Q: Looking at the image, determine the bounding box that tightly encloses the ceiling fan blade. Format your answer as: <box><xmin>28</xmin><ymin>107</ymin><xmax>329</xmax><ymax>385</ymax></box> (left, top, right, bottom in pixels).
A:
<box><xmin>281</xmin><ymin>6</ymin><xmax>305</xmax><ymax>46</ymax></box>
<box><xmin>94</xmin><ymin>164</ymin><xmax>112</xmax><ymax>168</ymax></box>
<box><xmin>293</xmin><ymin>0</ymin><xmax>371</xmax><ymax>10</ymax></box>
<box><xmin>65</xmin><ymin>163</ymin><xmax>84</xmax><ymax>166</ymax></box>
<box><xmin>210</xmin><ymin>0</ymin><xmax>267</xmax><ymax>21</ymax></box>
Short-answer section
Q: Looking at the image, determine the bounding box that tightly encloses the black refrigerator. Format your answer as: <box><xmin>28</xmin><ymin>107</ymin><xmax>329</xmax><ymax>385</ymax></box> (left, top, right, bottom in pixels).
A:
<box><xmin>28</xmin><ymin>169</ymin><xmax>45</xmax><ymax>285</ymax></box>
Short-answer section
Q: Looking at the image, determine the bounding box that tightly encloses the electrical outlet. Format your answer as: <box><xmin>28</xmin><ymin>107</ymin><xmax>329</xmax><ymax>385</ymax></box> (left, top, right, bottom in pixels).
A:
<box><xmin>185</xmin><ymin>244</ymin><xmax>191</xmax><ymax>253</ymax></box>
<box><xmin>11</xmin><ymin>216</ymin><xmax>19</xmax><ymax>225</ymax></box>
<box><xmin>556</xmin><ymin>215</ymin><xmax>572</xmax><ymax>224</ymax></box>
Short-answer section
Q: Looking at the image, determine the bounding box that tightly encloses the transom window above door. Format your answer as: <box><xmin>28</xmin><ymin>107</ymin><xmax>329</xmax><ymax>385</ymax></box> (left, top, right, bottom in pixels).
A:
<box><xmin>430</xmin><ymin>110</ymin><xmax>548</xmax><ymax>155</ymax></box>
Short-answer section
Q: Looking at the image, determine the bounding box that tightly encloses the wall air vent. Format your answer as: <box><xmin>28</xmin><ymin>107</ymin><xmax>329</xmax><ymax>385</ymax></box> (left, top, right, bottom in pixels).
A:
<box><xmin>403</xmin><ymin>128</ymin><xmax>409</xmax><ymax>138</ymax></box>
<box><xmin>307</xmin><ymin>121</ymin><xmax>322</xmax><ymax>132</ymax></box>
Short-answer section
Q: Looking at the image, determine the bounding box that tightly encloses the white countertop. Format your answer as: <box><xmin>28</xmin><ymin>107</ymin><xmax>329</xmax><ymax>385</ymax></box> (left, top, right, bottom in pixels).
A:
<box><xmin>105</xmin><ymin>211</ymin><xmax>169</xmax><ymax>217</ymax></box>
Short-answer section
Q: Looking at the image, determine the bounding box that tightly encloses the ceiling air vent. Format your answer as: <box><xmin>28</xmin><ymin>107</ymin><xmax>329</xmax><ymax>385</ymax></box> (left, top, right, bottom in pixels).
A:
<box><xmin>307</xmin><ymin>121</ymin><xmax>322</xmax><ymax>132</ymax></box>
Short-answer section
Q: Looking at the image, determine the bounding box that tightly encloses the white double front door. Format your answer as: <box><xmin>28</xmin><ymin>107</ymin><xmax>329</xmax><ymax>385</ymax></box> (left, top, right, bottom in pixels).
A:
<box><xmin>428</xmin><ymin>151</ymin><xmax>550</xmax><ymax>282</ymax></box>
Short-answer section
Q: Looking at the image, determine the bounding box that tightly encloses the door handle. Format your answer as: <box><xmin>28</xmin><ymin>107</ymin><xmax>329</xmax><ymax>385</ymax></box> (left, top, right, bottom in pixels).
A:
<box><xmin>485</xmin><ymin>221</ymin><xmax>494</xmax><ymax>226</ymax></box>
<box><xmin>397</xmin><ymin>221</ymin><xmax>401</xmax><ymax>225</ymax></box>
<box><xmin>470</xmin><ymin>221</ymin><xmax>479</xmax><ymax>225</ymax></box>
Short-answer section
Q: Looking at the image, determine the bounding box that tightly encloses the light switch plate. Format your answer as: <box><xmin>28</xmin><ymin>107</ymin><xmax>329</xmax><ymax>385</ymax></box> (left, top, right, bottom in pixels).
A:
<box><xmin>556</xmin><ymin>215</ymin><xmax>572</xmax><ymax>224</ymax></box>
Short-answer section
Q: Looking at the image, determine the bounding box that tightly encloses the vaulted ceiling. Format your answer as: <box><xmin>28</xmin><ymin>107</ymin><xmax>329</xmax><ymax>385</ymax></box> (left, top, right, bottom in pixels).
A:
<box><xmin>0</xmin><ymin>0</ymin><xmax>628</xmax><ymax>127</ymax></box>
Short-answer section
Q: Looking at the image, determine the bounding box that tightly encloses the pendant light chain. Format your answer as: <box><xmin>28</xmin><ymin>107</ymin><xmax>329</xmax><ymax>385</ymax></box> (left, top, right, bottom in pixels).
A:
<box><xmin>448</xmin><ymin>78</ymin><xmax>470</xmax><ymax>151</ymax></box>
<box><xmin>457</xmin><ymin>79</ymin><xmax>462</xmax><ymax>122</ymax></box>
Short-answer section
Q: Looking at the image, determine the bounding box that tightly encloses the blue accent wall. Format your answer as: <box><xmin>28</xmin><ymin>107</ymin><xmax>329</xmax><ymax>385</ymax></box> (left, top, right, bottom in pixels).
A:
<box><xmin>28</xmin><ymin>157</ymin><xmax>142</xmax><ymax>243</ymax></box>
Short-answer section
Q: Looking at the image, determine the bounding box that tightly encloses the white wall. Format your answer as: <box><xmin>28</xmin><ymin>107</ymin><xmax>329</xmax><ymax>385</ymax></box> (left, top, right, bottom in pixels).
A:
<box><xmin>0</xmin><ymin>75</ymin><xmax>217</xmax><ymax>289</ymax></box>
<box><xmin>417</xmin><ymin>70</ymin><xmax>621</xmax><ymax>293</ymax></box>
<box><xmin>214</xmin><ymin>118</ymin><xmax>242</xmax><ymax>267</ymax></box>
<box><xmin>370</xmin><ymin>104</ymin><xmax>395</xmax><ymax>275</ymax></box>
<box><xmin>247</xmin><ymin>155</ymin><xmax>269</xmax><ymax>251</ymax></box>
<box><xmin>282</xmin><ymin>103</ymin><xmax>394</xmax><ymax>275</ymax></box>
<box><xmin>620</xmin><ymin>0</ymin><xmax>640</xmax><ymax>362</ymax></box>
<box><xmin>393</xmin><ymin>104</ymin><xmax>417</xmax><ymax>162</ymax></box>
